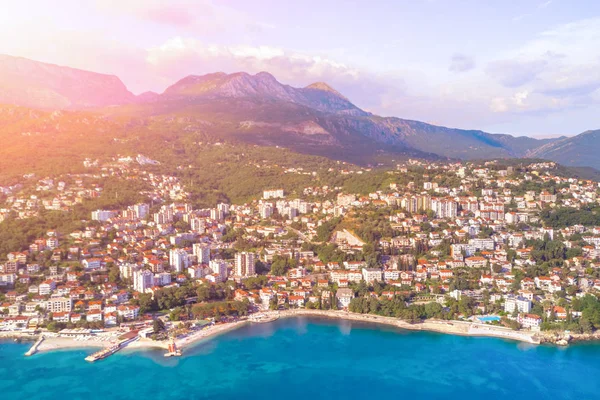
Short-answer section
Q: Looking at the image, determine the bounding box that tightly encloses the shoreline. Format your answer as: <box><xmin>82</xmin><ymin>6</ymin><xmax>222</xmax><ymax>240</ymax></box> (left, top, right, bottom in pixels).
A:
<box><xmin>4</xmin><ymin>309</ymin><xmax>596</xmax><ymax>358</ymax></box>
<box><xmin>271</xmin><ymin>310</ymin><xmax>541</xmax><ymax>345</ymax></box>
<box><xmin>174</xmin><ymin>320</ymin><xmax>250</xmax><ymax>350</ymax></box>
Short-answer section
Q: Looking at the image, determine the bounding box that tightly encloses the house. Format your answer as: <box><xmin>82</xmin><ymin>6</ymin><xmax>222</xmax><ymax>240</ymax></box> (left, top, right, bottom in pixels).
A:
<box><xmin>547</xmin><ymin>306</ymin><xmax>568</xmax><ymax>320</ymax></box>
<box><xmin>0</xmin><ymin>316</ymin><xmax>29</xmax><ymax>330</ymax></box>
<box><xmin>383</xmin><ymin>269</ymin><xmax>400</xmax><ymax>282</ymax></box>
<box><xmin>88</xmin><ymin>300</ymin><xmax>103</xmax><ymax>312</ymax></box>
<box><xmin>82</xmin><ymin>258</ymin><xmax>102</xmax><ymax>271</ymax></box>
<box><xmin>39</xmin><ymin>280</ymin><xmax>56</xmax><ymax>295</ymax></box>
<box><xmin>52</xmin><ymin>312</ymin><xmax>71</xmax><ymax>323</ymax></box>
<box><xmin>518</xmin><ymin>313</ymin><xmax>542</xmax><ymax>330</ymax></box>
<box><xmin>104</xmin><ymin>312</ymin><xmax>118</xmax><ymax>326</ymax></box>
<box><xmin>86</xmin><ymin>310</ymin><xmax>103</xmax><ymax>322</ymax></box>
<box><xmin>117</xmin><ymin>305</ymin><xmax>140</xmax><ymax>320</ymax></box>
<box><xmin>289</xmin><ymin>295</ymin><xmax>305</xmax><ymax>307</ymax></box>
<box><xmin>336</xmin><ymin>288</ymin><xmax>354</xmax><ymax>308</ymax></box>
<box><xmin>362</xmin><ymin>268</ymin><xmax>382</xmax><ymax>283</ymax></box>
<box><xmin>317</xmin><ymin>279</ymin><xmax>329</xmax><ymax>288</ymax></box>
<box><xmin>465</xmin><ymin>256</ymin><xmax>487</xmax><ymax>268</ymax></box>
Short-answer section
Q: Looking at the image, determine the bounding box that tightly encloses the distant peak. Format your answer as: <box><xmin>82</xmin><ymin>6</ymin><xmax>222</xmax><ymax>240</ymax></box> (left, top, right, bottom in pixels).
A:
<box><xmin>306</xmin><ymin>82</ymin><xmax>347</xmax><ymax>99</ymax></box>
<box><xmin>255</xmin><ymin>71</ymin><xmax>276</xmax><ymax>80</ymax></box>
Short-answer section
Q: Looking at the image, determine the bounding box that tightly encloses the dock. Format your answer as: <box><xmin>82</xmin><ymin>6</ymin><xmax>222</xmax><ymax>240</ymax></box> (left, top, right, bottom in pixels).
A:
<box><xmin>24</xmin><ymin>336</ymin><xmax>44</xmax><ymax>356</ymax></box>
<box><xmin>84</xmin><ymin>337</ymin><xmax>138</xmax><ymax>362</ymax></box>
<box><xmin>249</xmin><ymin>312</ymin><xmax>280</xmax><ymax>324</ymax></box>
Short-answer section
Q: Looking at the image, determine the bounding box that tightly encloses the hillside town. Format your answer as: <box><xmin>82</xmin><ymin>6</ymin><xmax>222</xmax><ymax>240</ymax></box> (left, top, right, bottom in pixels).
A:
<box><xmin>2</xmin><ymin>158</ymin><xmax>600</xmax><ymax>345</ymax></box>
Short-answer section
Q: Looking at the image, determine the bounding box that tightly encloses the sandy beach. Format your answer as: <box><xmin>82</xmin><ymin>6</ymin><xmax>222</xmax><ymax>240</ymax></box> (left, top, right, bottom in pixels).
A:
<box><xmin>271</xmin><ymin>309</ymin><xmax>541</xmax><ymax>344</ymax></box>
<box><xmin>36</xmin><ymin>336</ymin><xmax>107</xmax><ymax>353</ymax></box>
<box><xmin>5</xmin><ymin>309</ymin><xmax>541</xmax><ymax>359</ymax></box>
<box><xmin>175</xmin><ymin>320</ymin><xmax>249</xmax><ymax>350</ymax></box>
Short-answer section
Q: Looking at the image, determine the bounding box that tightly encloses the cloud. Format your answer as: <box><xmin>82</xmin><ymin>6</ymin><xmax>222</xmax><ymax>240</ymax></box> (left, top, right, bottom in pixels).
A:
<box><xmin>146</xmin><ymin>37</ymin><xmax>360</xmax><ymax>87</ymax></box>
<box><xmin>486</xmin><ymin>59</ymin><xmax>548</xmax><ymax>87</ymax></box>
<box><xmin>482</xmin><ymin>19</ymin><xmax>600</xmax><ymax>116</ymax></box>
<box><xmin>140</xmin><ymin>5</ymin><xmax>197</xmax><ymax>26</ymax></box>
<box><xmin>94</xmin><ymin>0</ymin><xmax>271</xmax><ymax>35</ymax></box>
<box><xmin>448</xmin><ymin>54</ymin><xmax>475</xmax><ymax>73</ymax></box>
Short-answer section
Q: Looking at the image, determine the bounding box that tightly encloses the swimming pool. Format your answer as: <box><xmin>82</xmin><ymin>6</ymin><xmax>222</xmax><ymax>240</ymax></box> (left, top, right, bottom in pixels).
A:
<box><xmin>477</xmin><ymin>316</ymin><xmax>501</xmax><ymax>322</ymax></box>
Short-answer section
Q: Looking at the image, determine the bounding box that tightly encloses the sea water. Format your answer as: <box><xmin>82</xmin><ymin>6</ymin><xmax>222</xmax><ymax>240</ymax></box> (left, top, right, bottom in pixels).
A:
<box><xmin>1</xmin><ymin>317</ymin><xmax>598</xmax><ymax>400</ymax></box>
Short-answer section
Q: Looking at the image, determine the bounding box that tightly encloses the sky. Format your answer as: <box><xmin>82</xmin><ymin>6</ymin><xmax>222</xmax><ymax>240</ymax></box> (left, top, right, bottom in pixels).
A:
<box><xmin>1</xmin><ymin>0</ymin><xmax>599</xmax><ymax>137</ymax></box>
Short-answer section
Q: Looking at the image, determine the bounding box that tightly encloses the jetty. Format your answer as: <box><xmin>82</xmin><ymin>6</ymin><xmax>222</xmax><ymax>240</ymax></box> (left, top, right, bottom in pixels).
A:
<box><xmin>84</xmin><ymin>337</ymin><xmax>138</xmax><ymax>362</ymax></box>
<box><xmin>249</xmin><ymin>312</ymin><xmax>280</xmax><ymax>324</ymax></box>
<box><xmin>24</xmin><ymin>336</ymin><xmax>44</xmax><ymax>356</ymax></box>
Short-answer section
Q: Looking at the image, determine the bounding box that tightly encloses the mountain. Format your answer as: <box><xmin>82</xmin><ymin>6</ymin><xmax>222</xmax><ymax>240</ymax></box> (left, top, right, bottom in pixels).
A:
<box><xmin>0</xmin><ymin>54</ymin><xmax>135</xmax><ymax>109</ymax></box>
<box><xmin>118</xmin><ymin>71</ymin><xmax>552</xmax><ymax>161</ymax></box>
<box><xmin>1</xmin><ymin>55</ymin><xmax>594</xmax><ymax>167</ymax></box>
<box><xmin>161</xmin><ymin>71</ymin><xmax>368</xmax><ymax>116</ymax></box>
<box><xmin>528</xmin><ymin>129</ymin><xmax>600</xmax><ymax>169</ymax></box>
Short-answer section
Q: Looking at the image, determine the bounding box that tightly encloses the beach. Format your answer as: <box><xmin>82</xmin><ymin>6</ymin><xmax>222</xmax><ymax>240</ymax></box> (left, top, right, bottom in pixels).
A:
<box><xmin>0</xmin><ymin>310</ymin><xmax>546</xmax><ymax>359</ymax></box>
<box><xmin>36</xmin><ymin>336</ymin><xmax>106</xmax><ymax>353</ymax></box>
<box><xmin>270</xmin><ymin>309</ymin><xmax>541</xmax><ymax>344</ymax></box>
<box><xmin>175</xmin><ymin>320</ymin><xmax>249</xmax><ymax>349</ymax></box>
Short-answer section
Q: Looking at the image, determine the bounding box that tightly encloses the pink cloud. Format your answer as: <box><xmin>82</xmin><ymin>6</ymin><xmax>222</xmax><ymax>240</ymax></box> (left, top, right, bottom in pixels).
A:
<box><xmin>142</xmin><ymin>5</ymin><xmax>197</xmax><ymax>26</ymax></box>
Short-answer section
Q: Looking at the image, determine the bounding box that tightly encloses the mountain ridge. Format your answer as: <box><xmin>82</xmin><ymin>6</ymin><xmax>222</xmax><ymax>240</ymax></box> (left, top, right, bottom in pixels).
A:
<box><xmin>0</xmin><ymin>54</ymin><xmax>135</xmax><ymax>109</ymax></box>
<box><xmin>2</xmin><ymin>54</ymin><xmax>600</xmax><ymax>169</ymax></box>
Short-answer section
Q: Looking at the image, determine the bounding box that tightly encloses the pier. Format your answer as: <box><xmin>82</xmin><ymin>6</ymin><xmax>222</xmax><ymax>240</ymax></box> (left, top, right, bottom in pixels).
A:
<box><xmin>84</xmin><ymin>337</ymin><xmax>138</xmax><ymax>362</ymax></box>
<box><xmin>24</xmin><ymin>336</ymin><xmax>44</xmax><ymax>356</ymax></box>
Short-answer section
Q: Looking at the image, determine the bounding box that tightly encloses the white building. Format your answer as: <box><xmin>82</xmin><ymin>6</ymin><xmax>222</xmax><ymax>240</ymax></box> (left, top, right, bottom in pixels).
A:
<box><xmin>193</xmin><ymin>243</ymin><xmax>211</xmax><ymax>264</ymax></box>
<box><xmin>336</xmin><ymin>288</ymin><xmax>354</xmax><ymax>308</ymax></box>
<box><xmin>154</xmin><ymin>272</ymin><xmax>172</xmax><ymax>286</ymax></box>
<box><xmin>504</xmin><ymin>296</ymin><xmax>532</xmax><ymax>313</ymax></box>
<box><xmin>188</xmin><ymin>265</ymin><xmax>205</xmax><ymax>279</ymax></box>
<box><xmin>129</xmin><ymin>203</ymin><xmax>149</xmax><ymax>219</ymax></box>
<box><xmin>91</xmin><ymin>209</ymin><xmax>118</xmax><ymax>222</ymax></box>
<box><xmin>518</xmin><ymin>313</ymin><xmax>542</xmax><ymax>330</ymax></box>
<box><xmin>169</xmin><ymin>248</ymin><xmax>191</xmax><ymax>273</ymax></box>
<box><xmin>133</xmin><ymin>269</ymin><xmax>154</xmax><ymax>293</ymax></box>
<box><xmin>260</xmin><ymin>203</ymin><xmax>273</xmax><ymax>219</ymax></box>
<box><xmin>431</xmin><ymin>198</ymin><xmax>458</xmax><ymax>218</ymax></box>
<box><xmin>45</xmin><ymin>297</ymin><xmax>73</xmax><ymax>313</ymax></box>
<box><xmin>362</xmin><ymin>268</ymin><xmax>383</xmax><ymax>283</ymax></box>
<box><xmin>209</xmin><ymin>260</ymin><xmax>228</xmax><ymax>281</ymax></box>
<box><xmin>263</xmin><ymin>189</ymin><xmax>284</xmax><ymax>199</ymax></box>
<box><xmin>235</xmin><ymin>252</ymin><xmax>256</xmax><ymax>277</ymax></box>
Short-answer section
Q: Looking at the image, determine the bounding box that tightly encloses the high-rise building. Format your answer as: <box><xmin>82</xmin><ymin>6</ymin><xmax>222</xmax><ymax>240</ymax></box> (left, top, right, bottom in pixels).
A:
<box><xmin>190</xmin><ymin>218</ymin><xmax>206</xmax><ymax>233</ymax></box>
<box><xmin>133</xmin><ymin>269</ymin><xmax>154</xmax><ymax>293</ymax></box>
<box><xmin>153</xmin><ymin>207</ymin><xmax>174</xmax><ymax>225</ymax></box>
<box><xmin>235</xmin><ymin>252</ymin><xmax>256</xmax><ymax>277</ymax></box>
<box><xmin>210</xmin><ymin>208</ymin><xmax>224</xmax><ymax>221</ymax></box>
<box><xmin>209</xmin><ymin>260</ymin><xmax>228</xmax><ymax>281</ymax></box>
<box><xmin>129</xmin><ymin>203</ymin><xmax>150</xmax><ymax>219</ymax></box>
<box><xmin>431</xmin><ymin>198</ymin><xmax>458</xmax><ymax>218</ymax></box>
<box><xmin>193</xmin><ymin>243</ymin><xmax>210</xmax><ymax>264</ymax></box>
<box><xmin>260</xmin><ymin>203</ymin><xmax>273</xmax><ymax>219</ymax></box>
<box><xmin>217</xmin><ymin>203</ymin><xmax>230</xmax><ymax>215</ymax></box>
<box><xmin>169</xmin><ymin>249</ymin><xmax>191</xmax><ymax>273</ymax></box>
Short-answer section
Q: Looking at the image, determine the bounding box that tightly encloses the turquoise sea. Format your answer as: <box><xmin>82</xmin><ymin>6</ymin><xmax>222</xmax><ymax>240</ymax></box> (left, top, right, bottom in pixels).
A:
<box><xmin>1</xmin><ymin>317</ymin><xmax>599</xmax><ymax>399</ymax></box>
